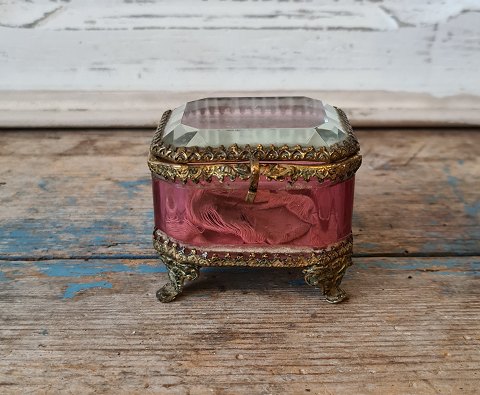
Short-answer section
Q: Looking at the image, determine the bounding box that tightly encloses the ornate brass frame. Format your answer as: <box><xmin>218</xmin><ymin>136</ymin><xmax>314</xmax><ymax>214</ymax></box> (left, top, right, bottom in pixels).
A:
<box><xmin>153</xmin><ymin>230</ymin><xmax>353</xmax><ymax>303</ymax></box>
<box><xmin>148</xmin><ymin>107</ymin><xmax>361</xmax><ymax>185</ymax></box>
<box><xmin>148</xmin><ymin>107</ymin><xmax>361</xmax><ymax>182</ymax></box>
<box><xmin>149</xmin><ymin>103</ymin><xmax>360</xmax><ymax>303</ymax></box>
<box><xmin>149</xmin><ymin>153</ymin><xmax>361</xmax><ymax>185</ymax></box>
<box><xmin>150</xmin><ymin>107</ymin><xmax>358</xmax><ymax>164</ymax></box>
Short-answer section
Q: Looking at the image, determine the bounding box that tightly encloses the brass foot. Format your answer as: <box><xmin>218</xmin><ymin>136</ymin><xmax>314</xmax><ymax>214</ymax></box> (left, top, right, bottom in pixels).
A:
<box><xmin>303</xmin><ymin>254</ymin><xmax>352</xmax><ymax>304</ymax></box>
<box><xmin>156</xmin><ymin>259</ymin><xmax>200</xmax><ymax>303</ymax></box>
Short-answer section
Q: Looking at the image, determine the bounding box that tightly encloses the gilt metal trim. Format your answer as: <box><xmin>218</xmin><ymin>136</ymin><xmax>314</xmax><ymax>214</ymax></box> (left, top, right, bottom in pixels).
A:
<box><xmin>154</xmin><ymin>231</ymin><xmax>353</xmax><ymax>303</ymax></box>
<box><xmin>149</xmin><ymin>152</ymin><xmax>361</xmax><ymax>184</ymax></box>
<box><xmin>156</xmin><ymin>259</ymin><xmax>200</xmax><ymax>303</ymax></box>
<box><xmin>149</xmin><ymin>107</ymin><xmax>360</xmax><ymax>164</ymax></box>
<box><xmin>303</xmin><ymin>254</ymin><xmax>352</xmax><ymax>303</ymax></box>
<box><xmin>153</xmin><ymin>230</ymin><xmax>353</xmax><ymax>268</ymax></box>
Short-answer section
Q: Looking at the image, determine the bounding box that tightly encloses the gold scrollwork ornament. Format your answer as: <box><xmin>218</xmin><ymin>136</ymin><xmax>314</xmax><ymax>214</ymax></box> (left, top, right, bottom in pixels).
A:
<box><xmin>153</xmin><ymin>233</ymin><xmax>353</xmax><ymax>303</ymax></box>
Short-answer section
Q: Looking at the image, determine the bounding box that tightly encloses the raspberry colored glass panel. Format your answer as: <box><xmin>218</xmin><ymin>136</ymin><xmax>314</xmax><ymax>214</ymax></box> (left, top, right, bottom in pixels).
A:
<box><xmin>152</xmin><ymin>177</ymin><xmax>354</xmax><ymax>250</ymax></box>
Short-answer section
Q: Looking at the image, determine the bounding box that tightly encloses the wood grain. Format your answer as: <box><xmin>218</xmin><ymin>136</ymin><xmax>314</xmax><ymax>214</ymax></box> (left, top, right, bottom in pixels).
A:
<box><xmin>0</xmin><ymin>126</ymin><xmax>478</xmax><ymax>393</ymax></box>
<box><xmin>0</xmin><ymin>0</ymin><xmax>480</xmax><ymax>126</ymax></box>
<box><xmin>1</xmin><ymin>91</ymin><xmax>480</xmax><ymax>129</ymax></box>
<box><xmin>0</xmin><ymin>257</ymin><xmax>479</xmax><ymax>394</ymax></box>
<box><xmin>0</xmin><ymin>129</ymin><xmax>478</xmax><ymax>259</ymax></box>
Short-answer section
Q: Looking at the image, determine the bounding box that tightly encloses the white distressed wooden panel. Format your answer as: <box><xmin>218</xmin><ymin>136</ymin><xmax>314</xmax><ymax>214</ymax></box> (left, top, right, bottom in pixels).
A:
<box><xmin>0</xmin><ymin>0</ymin><xmax>479</xmax><ymax>127</ymax></box>
<box><xmin>1</xmin><ymin>90</ymin><xmax>479</xmax><ymax>128</ymax></box>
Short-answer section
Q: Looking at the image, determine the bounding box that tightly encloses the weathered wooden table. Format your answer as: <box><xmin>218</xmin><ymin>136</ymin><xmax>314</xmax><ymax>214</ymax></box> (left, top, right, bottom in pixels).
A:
<box><xmin>0</xmin><ymin>128</ymin><xmax>479</xmax><ymax>394</ymax></box>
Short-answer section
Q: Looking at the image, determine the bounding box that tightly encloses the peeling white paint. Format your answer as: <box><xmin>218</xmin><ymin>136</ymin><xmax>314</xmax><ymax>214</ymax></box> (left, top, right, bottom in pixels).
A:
<box><xmin>1</xmin><ymin>0</ymin><xmax>478</xmax><ymax>30</ymax></box>
<box><xmin>0</xmin><ymin>0</ymin><xmax>479</xmax><ymax>126</ymax></box>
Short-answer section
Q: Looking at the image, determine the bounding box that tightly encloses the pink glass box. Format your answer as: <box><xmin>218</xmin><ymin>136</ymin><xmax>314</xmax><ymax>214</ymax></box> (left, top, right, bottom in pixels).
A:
<box><xmin>148</xmin><ymin>97</ymin><xmax>361</xmax><ymax>303</ymax></box>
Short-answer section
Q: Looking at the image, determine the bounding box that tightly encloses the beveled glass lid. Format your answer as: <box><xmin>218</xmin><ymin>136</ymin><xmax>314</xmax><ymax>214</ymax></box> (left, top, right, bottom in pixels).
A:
<box><xmin>163</xmin><ymin>97</ymin><xmax>348</xmax><ymax>148</ymax></box>
<box><xmin>150</xmin><ymin>96</ymin><xmax>359</xmax><ymax>164</ymax></box>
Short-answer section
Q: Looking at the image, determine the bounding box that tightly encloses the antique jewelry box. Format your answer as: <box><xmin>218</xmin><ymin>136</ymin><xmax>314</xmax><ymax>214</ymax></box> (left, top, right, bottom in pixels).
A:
<box><xmin>148</xmin><ymin>97</ymin><xmax>361</xmax><ymax>303</ymax></box>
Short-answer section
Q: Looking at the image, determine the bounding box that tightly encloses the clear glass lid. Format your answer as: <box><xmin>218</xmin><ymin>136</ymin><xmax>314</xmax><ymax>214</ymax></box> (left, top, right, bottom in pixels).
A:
<box><xmin>162</xmin><ymin>97</ymin><xmax>349</xmax><ymax>148</ymax></box>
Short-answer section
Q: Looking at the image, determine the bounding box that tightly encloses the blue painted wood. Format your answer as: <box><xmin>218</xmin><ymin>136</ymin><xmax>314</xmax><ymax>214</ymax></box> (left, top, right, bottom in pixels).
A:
<box><xmin>0</xmin><ymin>257</ymin><xmax>478</xmax><ymax>301</ymax></box>
<box><xmin>0</xmin><ymin>130</ymin><xmax>478</xmax><ymax>259</ymax></box>
<box><xmin>63</xmin><ymin>281</ymin><xmax>112</xmax><ymax>299</ymax></box>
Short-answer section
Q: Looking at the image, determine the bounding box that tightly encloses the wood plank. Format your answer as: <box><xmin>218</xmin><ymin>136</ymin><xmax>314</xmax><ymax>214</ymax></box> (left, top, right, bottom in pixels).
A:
<box><xmin>1</xmin><ymin>90</ymin><xmax>480</xmax><ymax>128</ymax></box>
<box><xmin>0</xmin><ymin>257</ymin><xmax>479</xmax><ymax>394</ymax></box>
<box><xmin>0</xmin><ymin>1</ymin><xmax>398</xmax><ymax>30</ymax></box>
<box><xmin>1</xmin><ymin>0</ymin><xmax>477</xmax><ymax>30</ymax></box>
<box><xmin>0</xmin><ymin>129</ymin><xmax>478</xmax><ymax>258</ymax></box>
<box><xmin>0</xmin><ymin>0</ymin><xmax>480</xmax><ymax>126</ymax></box>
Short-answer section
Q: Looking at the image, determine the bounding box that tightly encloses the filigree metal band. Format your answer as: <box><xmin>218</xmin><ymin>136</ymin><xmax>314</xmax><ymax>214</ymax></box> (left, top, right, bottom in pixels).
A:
<box><xmin>149</xmin><ymin>153</ymin><xmax>361</xmax><ymax>184</ymax></box>
<box><xmin>153</xmin><ymin>230</ymin><xmax>353</xmax><ymax>268</ymax></box>
<box><xmin>149</xmin><ymin>107</ymin><xmax>359</xmax><ymax>164</ymax></box>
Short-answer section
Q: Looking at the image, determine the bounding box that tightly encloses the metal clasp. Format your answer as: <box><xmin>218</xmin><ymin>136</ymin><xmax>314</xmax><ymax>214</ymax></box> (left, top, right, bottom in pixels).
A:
<box><xmin>245</xmin><ymin>156</ymin><xmax>260</xmax><ymax>203</ymax></box>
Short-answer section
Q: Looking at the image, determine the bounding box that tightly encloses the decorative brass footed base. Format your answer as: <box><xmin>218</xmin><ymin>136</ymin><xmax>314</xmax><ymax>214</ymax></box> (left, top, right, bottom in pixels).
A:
<box><xmin>156</xmin><ymin>258</ymin><xmax>352</xmax><ymax>304</ymax></box>
<box><xmin>157</xmin><ymin>254</ymin><xmax>352</xmax><ymax>303</ymax></box>
<box><xmin>154</xmin><ymin>233</ymin><xmax>353</xmax><ymax>303</ymax></box>
<box><xmin>303</xmin><ymin>254</ymin><xmax>352</xmax><ymax>303</ymax></box>
<box><xmin>156</xmin><ymin>259</ymin><xmax>200</xmax><ymax>302</ymax></box>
